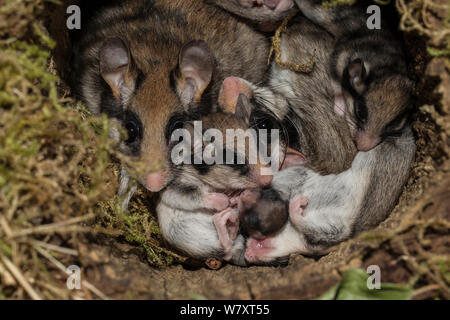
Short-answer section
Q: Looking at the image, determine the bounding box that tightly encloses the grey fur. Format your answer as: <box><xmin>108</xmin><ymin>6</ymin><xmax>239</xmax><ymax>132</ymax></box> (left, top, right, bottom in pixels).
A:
<box><xmin>248</xmin><ymin>127</ymin><xmax>415</xmax><ymax>263</ymax></box>
<box><xmin>158</xmin><ymin>203</ymin><xmax>248</xmax><ymax>265</ymax></box>
<box><xmin>267</xmin><ymin>17</ymin><xmax>357</xmax><ymax>174</ymax></box>
<box><xmin>294</xmin><ymin>0</ymin><xmax>414</xmax><ymax>150</ymax></box>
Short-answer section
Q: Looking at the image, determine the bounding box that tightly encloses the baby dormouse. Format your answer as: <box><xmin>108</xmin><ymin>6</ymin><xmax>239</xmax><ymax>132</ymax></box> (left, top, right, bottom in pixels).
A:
<box><xmin>293</xmin><ymin>0</ymin><xmax>415</xmax><ymax>151</ymax></box>
<box><xmin>158</xmin><ymin>76</ymin><xmax>288</xmax><ymax>265</ymax></box>
<box><xmin>238</xmin><ymin>188</ymin><xmax>288</xmax><ymax>239</ymax></box>
<box><xmin>245</xmin><ymin>126</ymin><xmax>416</xmax><ymax>264</ymax></box>
<box><xmin>74</xmin><ymin>0</ymin><xmax>271</xmax><ymax>198</ymax></box>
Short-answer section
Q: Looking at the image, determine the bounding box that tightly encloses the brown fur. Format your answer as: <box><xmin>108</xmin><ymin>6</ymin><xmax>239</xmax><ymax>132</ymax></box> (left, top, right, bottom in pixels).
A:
<box><xmin>75</xmin><ymin>0</ymin><xmax>270</xmax><ymax>178</ymax></box>
<box><xmin>361</xmin><ymin>75</ymin><xmax>414</xmax><ymax>140</ymax></box>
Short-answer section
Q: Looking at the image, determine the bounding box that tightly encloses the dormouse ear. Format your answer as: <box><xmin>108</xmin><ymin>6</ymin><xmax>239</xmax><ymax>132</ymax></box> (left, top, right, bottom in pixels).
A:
<box><xmin>174</xmin><ymin>40</ymin><xmax>214</xmax><ymax>107</ymax></box>
<box><xmin>218</xmin><ymin>77</ymin><xmax>253</xmax><ymax>114</ymax></box>
<box><xmin>99</xmin><ymin>37</ymin><xmax>136</xmax><ymax>99</ymax></box>
<box><xmin>281</xmin><ymin>147</ymin><xmax>307</xmax><ymax>169</ymax></box>
<box><xmin>347</xmin><ymin>58</ymin><xmax>367</xmax><ymax>94</ymax></box>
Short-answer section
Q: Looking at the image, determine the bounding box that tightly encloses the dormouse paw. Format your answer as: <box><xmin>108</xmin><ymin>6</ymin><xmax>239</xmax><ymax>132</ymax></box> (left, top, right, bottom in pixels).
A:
<box><xmin>289</xmin><ymin>194</ymin><xmax>308</xmax><ymax>228</ymax></box>
<box><xmin>204</xmin><ymin>193</ymin><xmax>230</xmax><ymax>211</ymax></box>
<box><xmin>205</xmin><ymin>257</ymin><xmax>223</xmax><ymax>270</ymax></box>
<box><xmin>213</xmin><ymin>207</ymin><xmax>240</xmax><ymax>261</ymax></box>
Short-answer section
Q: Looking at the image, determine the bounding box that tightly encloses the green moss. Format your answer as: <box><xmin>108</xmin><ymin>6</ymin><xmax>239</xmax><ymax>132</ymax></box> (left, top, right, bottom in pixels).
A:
<box><xmin>319</xmin><ymin>269</ymin><xmax>413</xmax><ymax>300</ymax></box>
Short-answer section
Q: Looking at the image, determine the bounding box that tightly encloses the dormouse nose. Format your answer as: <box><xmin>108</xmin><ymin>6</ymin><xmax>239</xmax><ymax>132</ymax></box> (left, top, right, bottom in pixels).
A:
<box><xmin>355</xmin><ymin>131</ymin><xmax>381</xmax><ymax>152</ymax></box>
<box><xmin>142</xmin><ymin>168</ymin><xmax>168</xmax><ymax>192</ymax></box>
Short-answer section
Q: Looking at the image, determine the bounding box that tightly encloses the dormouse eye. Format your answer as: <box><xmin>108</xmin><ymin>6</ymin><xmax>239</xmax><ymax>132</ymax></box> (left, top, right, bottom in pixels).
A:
<box><xmin>169</xmin><ymin>120</ymin><xmax>184</xmax><ymax>133</ymax></box>
<box><xmin>123</xmin><ymin>111</ymin><xmax>143</xmax><ymax>145</ymax></box>
<box><xmin>250</xmin><ymin>111</ymin><xmax>282</xmax><ymax>150</ymax></box>
<box><xmin>383</xmin><ymin>114</ymin><xmax>408</xmax><ymax>138</ymax></box>
<box><xmin>256</xmin><ymin>118</ymin><xmax>274</xmax><ymax>131</ymax></box>
<box><xmin>354</xmin><ymin>100</ymin><xmax>368</xmax><ymax>125</ymax></box>
<box><xmin>165</xmin><ymin>115</ymin><xmax>187</xmax><ymax>143</ymax></box>
<box><xmin>125</xmin><ymin>120</ymin><xmax>140</xmax><ymax>144</ymax></box>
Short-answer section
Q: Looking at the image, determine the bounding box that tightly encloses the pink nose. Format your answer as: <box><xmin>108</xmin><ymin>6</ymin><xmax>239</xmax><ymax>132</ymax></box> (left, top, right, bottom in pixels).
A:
<box><xmin>355</xmin><ymin>132</ymin><xmax>381</xmax><ymax>152</ymax></box>
<box><xmin>143</xmin><ymin>169</ymin><xmax>168</xmax><ymax>192</ymax></box>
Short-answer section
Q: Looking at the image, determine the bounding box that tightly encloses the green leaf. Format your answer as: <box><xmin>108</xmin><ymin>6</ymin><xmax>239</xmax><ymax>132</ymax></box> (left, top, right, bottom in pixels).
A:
<box><xmin>318</xmin><ymin>269</ymin><xmax>413</xmax><ymax>300</ymax></box>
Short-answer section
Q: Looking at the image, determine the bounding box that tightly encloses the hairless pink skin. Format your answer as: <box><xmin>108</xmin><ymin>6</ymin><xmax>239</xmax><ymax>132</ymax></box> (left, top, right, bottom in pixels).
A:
<box><xmin>288</xmin><ymin>194</ymin><xmax>308</xmax><ymax>228</ymax></box>
<box><xmin>204</xmin><ymin>193</ymin><xmax>230</xmax><ymax>211</ymax></box>
<box><xmin>213</xmin><ymin>207</ymin><xmax>240</xmax><ymax>260</ymax></box>
<box><xmin>245</xmin><ymin>236</ymin><xmax>275</xmax><ymax>262</ymax></box>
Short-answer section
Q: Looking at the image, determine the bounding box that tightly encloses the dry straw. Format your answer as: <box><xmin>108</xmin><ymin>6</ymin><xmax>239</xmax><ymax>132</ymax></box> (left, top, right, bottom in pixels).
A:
<box><xmin>268</xmin><ymin>10</ymin><xmax>316</xmax><ymax>73</ymax></box>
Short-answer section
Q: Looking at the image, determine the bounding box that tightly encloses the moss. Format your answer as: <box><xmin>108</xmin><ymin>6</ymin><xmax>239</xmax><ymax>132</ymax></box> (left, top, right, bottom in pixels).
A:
<box><xmin>0</xmin><ymin>0</ymin><xmax>181</xmax><ymax>299</ymax></box>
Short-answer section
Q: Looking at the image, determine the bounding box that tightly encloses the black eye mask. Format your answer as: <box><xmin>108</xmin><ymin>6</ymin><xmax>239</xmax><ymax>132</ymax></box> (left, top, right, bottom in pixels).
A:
<box><xmin>249</xmin><ymin>104</ymin><xmax>290</xmax><ymax>157</ymax></box>
<box><xmin>382</xmin><ymin>111</ymin><xmax>410</xmax><ymax>138</ymax></box>
<box><xmin>165</xmin><ymin>114</ymin><xmax>187</xmax><ymax>144</ymax></box>
<box><xmin>353</xmin><ymin>97</ymin><xmax>369</xmax><ymax>127</ymax></box>
<box><xmin>164</xmin><ymin>102</ymin><xmax>214</xmax><ymax>143</ymax></box>
<box><xmin>122</xmin><ymin>110</ymin><xmax>143</xmax><ymax>155</ymax></box>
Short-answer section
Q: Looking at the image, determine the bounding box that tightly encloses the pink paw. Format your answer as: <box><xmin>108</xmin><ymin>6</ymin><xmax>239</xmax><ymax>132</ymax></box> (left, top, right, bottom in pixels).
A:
<box><xmin>229</xmin><ymin>196</ymin><xmax>240</xmax><ymax>207</ymax></box>
<box><xmin>238</xmin><ymin>189</ymin><xmax>260</xmax><ymax>209</ymax></box>
<box><xmin>289</xmin><ymin>194</ymin><xmax>308</xmax><ymax>228</ymax></box>
<box><xmin>204</xmin><ymin>193</ymin><xmax>230</xmax><ymax>211</ymax></box>
<box><xmin>213</xmin><ymin>208</ymin><xmax>240</xmax><ymax>260</ymax></box>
